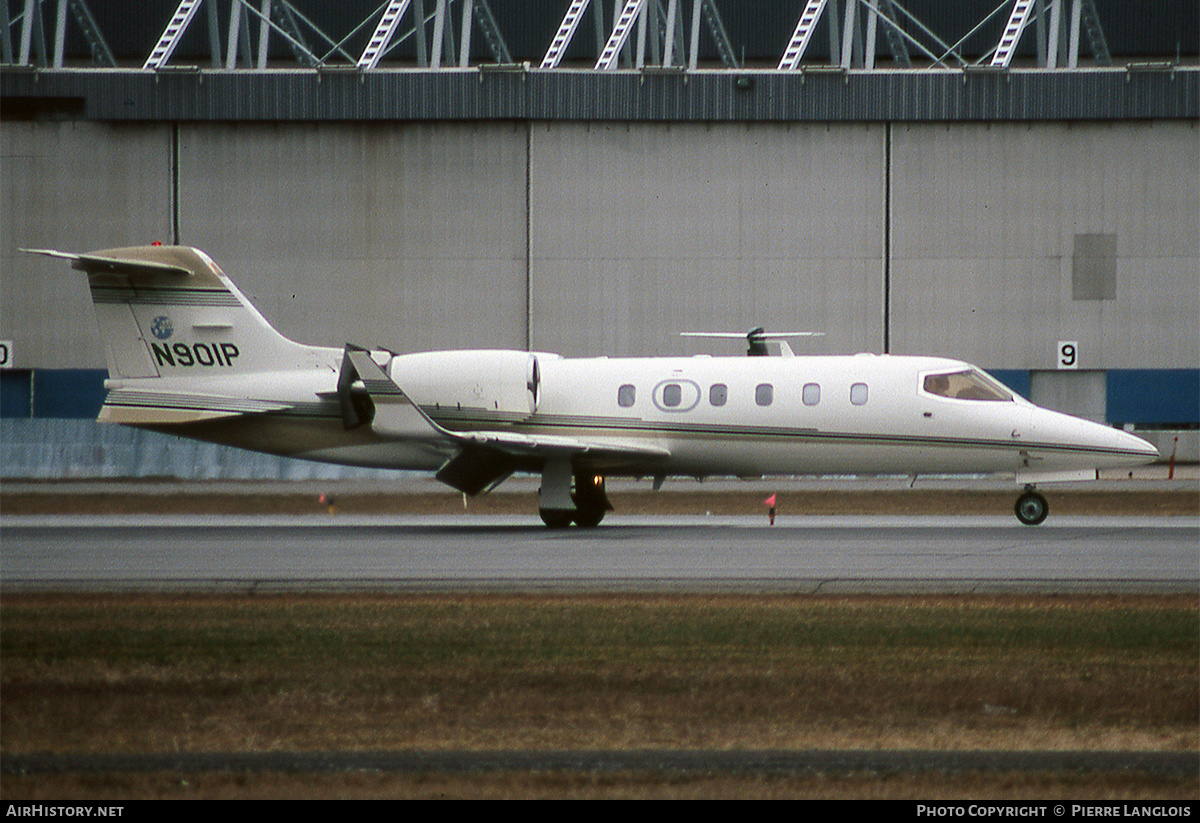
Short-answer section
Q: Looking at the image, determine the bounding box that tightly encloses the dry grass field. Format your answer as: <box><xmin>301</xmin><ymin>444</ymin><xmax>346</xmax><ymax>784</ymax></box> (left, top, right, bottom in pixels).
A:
<box><xmin>2</xmin><ymin>592</ymin><xmax>1196</xmax><ymax>799</ymax></box>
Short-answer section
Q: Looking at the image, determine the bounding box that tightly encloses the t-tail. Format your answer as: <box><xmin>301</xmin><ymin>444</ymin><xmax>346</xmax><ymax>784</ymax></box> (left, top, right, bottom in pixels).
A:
<box><xmin>23</xmin><ymin>245</ymin><xmax>336</xmax><ymax>425</ymax></box>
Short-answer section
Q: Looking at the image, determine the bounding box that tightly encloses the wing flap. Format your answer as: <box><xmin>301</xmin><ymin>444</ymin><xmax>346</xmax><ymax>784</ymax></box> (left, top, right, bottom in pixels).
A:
<box><xmin>435</xmin><ymin>442</ymin><xmax>520</xmax><ymax>496</ymax></box>
<box><xmin>461</xmin><ymin>429</ymin><xmax>670</xmax><ymax>460</ymax></box>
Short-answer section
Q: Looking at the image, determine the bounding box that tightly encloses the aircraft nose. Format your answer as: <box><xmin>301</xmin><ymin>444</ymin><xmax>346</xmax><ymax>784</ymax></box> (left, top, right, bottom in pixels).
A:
<box><xmin>1113</xmin><ymin>427</ymin><xmax>1162</xmax><ymax>462</ymax></box>
<box><xmin>1078</xmin><ymin>418</ymin><xmax>1160</xmax><ymax>464</ymax></box>
<box><xmin>1080</xmin><ymin>418</ymin><xmax>1160</xmax><ymax>467</ymax></box>
<box><xmin>1028</xmin><ymin>407</ymin><xmax>1160</xmax><ymax>470</ymax></box>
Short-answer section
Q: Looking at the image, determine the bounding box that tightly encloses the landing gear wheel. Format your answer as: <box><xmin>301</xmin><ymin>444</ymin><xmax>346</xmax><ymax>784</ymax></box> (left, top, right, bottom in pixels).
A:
<box><xmin>572</xmin><ymin>503</ymin><xmax>606</xmax><ymax>528</ymax></box>
<box><xmin>1014</xmin><ymin>490</ymin><xmax>1049</xmax><ymax>526</ymax></box>
<box><xmin>539</xmin><ymin>509</ymin><xmax>574</xmax><ymax>529</ymax></box>
<box><xmin>570</xmin><ymin>471</ymin><xmax>610</xmax><ymax>528</ymax></box>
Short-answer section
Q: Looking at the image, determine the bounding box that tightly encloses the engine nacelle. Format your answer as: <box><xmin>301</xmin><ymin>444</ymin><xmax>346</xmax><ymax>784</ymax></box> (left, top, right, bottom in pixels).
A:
<box><xmin>388</xmin><ymin>350</ymin><xmax>545</xmax><ymax>419</ymax></box>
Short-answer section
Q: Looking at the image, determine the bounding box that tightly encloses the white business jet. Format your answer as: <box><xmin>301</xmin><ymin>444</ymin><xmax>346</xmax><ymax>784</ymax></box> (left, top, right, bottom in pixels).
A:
<box><xmin>27</xmin><ymin>245</ymin><xmax>1159</xmax><ymax>527</ymax></box>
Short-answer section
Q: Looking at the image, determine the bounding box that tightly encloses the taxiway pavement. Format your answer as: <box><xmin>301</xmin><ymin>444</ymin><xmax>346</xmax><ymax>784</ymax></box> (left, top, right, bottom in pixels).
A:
<box><xmin>3</xmin><ymin>514</ymin><xmax>1196</xmax><ymax>594</ymax></box>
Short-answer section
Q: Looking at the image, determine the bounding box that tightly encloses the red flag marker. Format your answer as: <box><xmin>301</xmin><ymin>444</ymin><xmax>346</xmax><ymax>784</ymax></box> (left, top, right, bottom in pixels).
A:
<box><xmin>764</xmin><ymin>494</ymin><xmax>777</xmax><ymax>525</ymax></box>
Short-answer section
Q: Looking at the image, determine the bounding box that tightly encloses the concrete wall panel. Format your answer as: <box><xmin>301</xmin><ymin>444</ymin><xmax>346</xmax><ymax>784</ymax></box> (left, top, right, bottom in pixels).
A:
<box><xmin>178</xmin><ymin>122</ymin><xmax>529</xmax><ymax>354</ymax></box>
<box><xmin>529</xmin><ymin>123</ymin><xmax>884</xmax><ymax>357</ymax></box>
<box><xmin>890</xmin><ymin>121</ymin><xmax>1199</xmax><ymax>369</ymax></box>
<box><xmin>1</xmin><ymin>122</ymin><xmax>172</xmax><ymax>369</ymax></box>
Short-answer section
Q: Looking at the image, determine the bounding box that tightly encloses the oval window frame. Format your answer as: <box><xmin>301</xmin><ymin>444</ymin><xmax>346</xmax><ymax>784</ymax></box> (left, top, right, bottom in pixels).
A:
<box><xmin>652</xmin><ymin>380</ymin><xmax>702</xmax><ymax>412</ymax></box>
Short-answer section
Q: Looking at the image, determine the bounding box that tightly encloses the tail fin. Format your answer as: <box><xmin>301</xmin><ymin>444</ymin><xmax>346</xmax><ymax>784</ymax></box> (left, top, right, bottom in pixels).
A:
<box><xmin>27</xmin><ymin>245</ymin><xmax>313</xmax><ymax>380</ymax></box>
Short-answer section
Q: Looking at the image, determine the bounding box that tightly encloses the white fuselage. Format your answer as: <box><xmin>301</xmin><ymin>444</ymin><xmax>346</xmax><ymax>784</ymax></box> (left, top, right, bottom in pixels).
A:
<box><xmin>282</xmin><ymin>349</ymin><xmax>1155</xmax><ymax>481</ymax></box>
<box><xmin>104</xmin><ymin>347</ymin><xmax>1157</xmax><ymax>482</ymax></box>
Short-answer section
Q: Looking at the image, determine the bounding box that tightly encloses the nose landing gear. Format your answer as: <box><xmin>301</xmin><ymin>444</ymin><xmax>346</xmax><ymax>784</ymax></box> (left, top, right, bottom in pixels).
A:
<box><xmin>1014</xmin><ymin>486</ymin><xmax>1049</xmax><ymax>526</ymax></box>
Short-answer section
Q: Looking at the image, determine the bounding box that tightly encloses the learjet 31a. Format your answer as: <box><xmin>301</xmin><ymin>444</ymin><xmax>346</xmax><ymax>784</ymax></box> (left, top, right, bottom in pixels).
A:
<box><xmin>27</xmin><ymin>245</ymin><xmax>1159</xmax><ymax>527</ymax></box>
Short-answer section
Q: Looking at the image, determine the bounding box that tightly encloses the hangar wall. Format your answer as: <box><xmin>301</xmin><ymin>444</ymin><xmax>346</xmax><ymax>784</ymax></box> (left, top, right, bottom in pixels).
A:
<box><xmin>529</xmin><ymin>122</ymin><xmax>884</xmax><ymax>358</ymax></box>
<box><xmin>890</xmin><ymin>121</ymin><xmax>1199</xmax><ymax>371</ymax></box>
<box><xmin>178</xmin><ymin>122</ymin><xmax>531</xmax><ymax>356</ymax></box>
<box><xmin>2</xmin><ymin>117</ymin><xmax>1197</xmax><ymax>475</ymax></box>
<box><xmin>2</xmin><ymin>121</ymin><xmax>174</xmax><ymax>368</ymax></box>
<box><xmin>5</xmin><ymin>118</ymin><xmax>1195</xmax><ymax>369</ymax></box>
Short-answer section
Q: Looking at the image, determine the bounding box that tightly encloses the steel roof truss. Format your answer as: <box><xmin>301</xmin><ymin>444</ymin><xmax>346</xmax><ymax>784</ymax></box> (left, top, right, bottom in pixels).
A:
<box><xmin>542</xmin><ymin>0</ymin><xmax>591</xmax><ymax>69</ymax></box>
<box><xmin>144</xmin><ymin>0</ymin><xmax>203</xmax><ymax>69</ymax></box>
<box><xmin>596</xmin><ymin>0</ymin><xmax>646</xmax><ymax>70</ymax></box>
<box><xmin>358</xmin><ymin>0</ymin><xmax>412</xmax><ymax>70</ymax></box>
<box><xmin>778</xmin><ymin>0</ymin><xmax>829</xmax><ymax>70</ymax></box>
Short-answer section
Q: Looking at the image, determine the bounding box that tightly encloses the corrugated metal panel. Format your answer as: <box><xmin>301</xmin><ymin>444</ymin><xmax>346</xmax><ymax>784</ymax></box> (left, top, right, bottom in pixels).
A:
<box><xmin>3</xmin><ymin>68</ymin><xmax>1196</xmax><ymax>122</ymax></box>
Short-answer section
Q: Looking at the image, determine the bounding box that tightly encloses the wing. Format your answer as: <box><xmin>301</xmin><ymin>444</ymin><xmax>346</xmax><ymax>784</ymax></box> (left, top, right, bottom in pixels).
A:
<box><xmin>337</xmin><ymin>345</ymin><xmax>669</xmax><ymax>495</ymax></box>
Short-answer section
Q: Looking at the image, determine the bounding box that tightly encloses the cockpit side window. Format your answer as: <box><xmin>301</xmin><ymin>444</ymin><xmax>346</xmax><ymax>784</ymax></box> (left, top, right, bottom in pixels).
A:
<box><xmin>923</xmin><ymin>369</ymin><xmax>1013</xmax><ymax>402</ymax></box>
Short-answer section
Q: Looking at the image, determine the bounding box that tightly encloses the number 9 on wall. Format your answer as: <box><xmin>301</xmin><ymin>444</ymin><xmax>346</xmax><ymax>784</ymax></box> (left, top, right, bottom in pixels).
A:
<box><xmin>1057</xmin><ymin>341</ymin><xmax>1079</xmax><ymax>370</ymax></box>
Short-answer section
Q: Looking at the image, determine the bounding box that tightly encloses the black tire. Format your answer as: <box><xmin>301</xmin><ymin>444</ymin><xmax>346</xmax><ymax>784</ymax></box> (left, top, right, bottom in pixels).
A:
<box><xmin>571</xmin><ymin>471</ymin><xmax>609</xmax><ymax>528</ymax></box>
<box><xmin>1014</xmin><ymin>491</ymin><xmax>1049</xmax><ymax>526</ymax></box>
<box><xmin>539</xmin><ymin>509</ymin><xmax>574</xmax><ymax>529</ymax></box>
<box><xmin>573</xmin><ymin>504</ymin><xmax>605</xmax><ymax>528</ymax></box>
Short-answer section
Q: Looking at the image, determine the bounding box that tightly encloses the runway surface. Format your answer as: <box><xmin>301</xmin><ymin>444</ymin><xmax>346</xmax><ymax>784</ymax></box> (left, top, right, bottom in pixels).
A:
<box><xmin>3</xmin><ymin>514</ymin><xmax>1197</xmax><ymax>593</ymax></box>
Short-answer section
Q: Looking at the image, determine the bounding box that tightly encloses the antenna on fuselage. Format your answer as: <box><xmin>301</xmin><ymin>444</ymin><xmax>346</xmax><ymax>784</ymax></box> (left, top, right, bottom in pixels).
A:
<box><xmin>681</xmin><ymin>328</ymin><xmax>825</xmax><ymax>357</ymax></box>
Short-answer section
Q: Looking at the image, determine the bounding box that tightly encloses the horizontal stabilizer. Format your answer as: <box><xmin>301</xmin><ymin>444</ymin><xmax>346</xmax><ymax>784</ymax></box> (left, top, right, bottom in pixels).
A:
<box><xmin>22</xmin><ymin>248</ymin><xmax>191</xmax><ymax>278</ymax></box>
<box><xmin>682</xmin><ymin>328</ymin><xmax>824</xmax><ymax>357</ymax></box>
<box><xmin>99</xmin><ymin>388</ymin><xmax>292</xmax><ymax>425</ymax></box>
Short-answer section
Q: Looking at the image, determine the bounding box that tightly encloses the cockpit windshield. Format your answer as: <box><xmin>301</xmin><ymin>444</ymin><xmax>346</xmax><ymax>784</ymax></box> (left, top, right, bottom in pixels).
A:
<box><xmin>922</xmin><ymin>369</ymin><xmax>1014</xmax><ymax>402</ymax></box>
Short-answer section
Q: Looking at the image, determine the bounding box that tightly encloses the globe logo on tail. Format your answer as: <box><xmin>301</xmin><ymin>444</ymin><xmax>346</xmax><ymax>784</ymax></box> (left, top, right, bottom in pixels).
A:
<box><xmin>151</xmin><ymin>316</ymin><xmax>174</xmax><ymax>340</ymax></box>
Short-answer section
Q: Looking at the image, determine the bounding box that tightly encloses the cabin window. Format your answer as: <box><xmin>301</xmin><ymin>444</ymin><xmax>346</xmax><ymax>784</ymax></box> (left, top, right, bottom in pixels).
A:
<box><xmin>802</xmin><ymin>383</ymin><xmax>820</xmax><ymax>406</ymax></box>
<box><xmin>653</xmin><ymin>379</ymin><xmax>701</xmax><ymax>412</ymax></box>
<box><xmin>850</xmin><ymin>383</ymin><xmax>869</xmax><ymax>406</ymax></box>
<box><xmin>618</xmin><ymin>384</ymin><xmax>636</xmax><ymax>407</ymax></box>
<box><xmin>756</xmin><ymin>383</ymin><xmax>773</xmax><ymax>406</ymax></box>
<box><xmin>662</xmin><ymin>383</ymin><xmax>682</xmax><ymax>407</ymax></box>
<box><xmin>922</xmin><ymin>370</ymin><xmax>1014</xmax><ymax>402</ymax></box>
<box><xmin>709</xmin><ymin>384</ymin><xmax>727</xmax><ymax>406</ymax></box>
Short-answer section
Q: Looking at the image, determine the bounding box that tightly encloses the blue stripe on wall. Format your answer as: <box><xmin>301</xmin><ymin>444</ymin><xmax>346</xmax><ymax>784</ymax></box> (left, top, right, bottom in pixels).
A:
<box><xmin>1</xmin><ymin>370</ymin><xmax>32</xmax><ymax>418</ymax></box>
<box><xmin>5</xmin><ymin>368</ymin><xmax>1197</xmax><ymax>426</ymax></box>
<box><xmin>1107</xmin><ymin>370</ymin><xmax>1200</xmax><ymax>426</ymax></box>
<box><xmin>30</xmin><ymin>369</ymin><xmax>107</xmax><ymax>419</ymax></box>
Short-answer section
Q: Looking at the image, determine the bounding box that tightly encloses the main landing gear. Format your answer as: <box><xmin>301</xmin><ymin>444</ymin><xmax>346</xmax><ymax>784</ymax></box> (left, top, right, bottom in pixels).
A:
<box><xmin>1014</xmin><ymin>486</ymin><xmax>1049</xmax><ymax>526</ymax></box>
<box><xmin>538</xmin><ymin>461</ymin><xmax>612</xmax><ymax>528</ymax></box>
